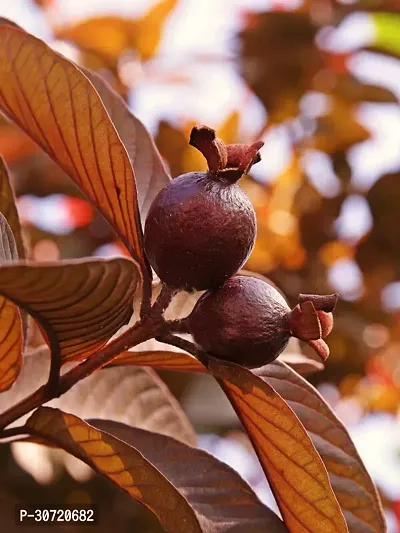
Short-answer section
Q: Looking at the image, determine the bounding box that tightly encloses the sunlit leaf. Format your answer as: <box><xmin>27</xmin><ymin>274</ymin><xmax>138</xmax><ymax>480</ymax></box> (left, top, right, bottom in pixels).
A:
<box><xmin>0</xmin><ymin>258</ymin><xmax>139</xmax><ymax>363</ymax></box>
<box><xmin>26</xmin><ymin>408</ymin><xmax>202</xmax><ymax>533</ymax></box>
<box><xmin>0</xmin><ymin>155</ymin><xmax>25</xmax><ymax>259</ymax></box>
<box><xmin>156</xmin><ymin>120</ymin><xmax>190</xmax><ymax>177</ymax></box>
<box><xmin>134</xmin><ymin>0</ymin><xmax>178</xmax><ymax>61</ymax></box>
<box><xmin>83</xmin><ymin>69</ymin><xmax>170</xmax><ymax>220</ymax></box>
<box><xmin>259</xmin><ymin>360</ymin><xmax>385</xmax><ymax>533</ymax></box>
<box><xmin>214</xmin><ymin>361</ymin><xmax>348</xmax><ymax>533</ymax></box>
<box><xmin>310</xmin><ymin>100</ymin><xmax>370</xmax><ymax>153</ymax></box>
<box><xmin>0</xmin><ymin>25</ymin><xmax>144</xmax><ymax>262</ymax></box>
<box><xmin>0</xmin><ymin>213</ymin><xmax>22</xmax><ymax>391</ymax></box>
<box><xmin>371</xmin><ymin>13</ymin><xmax>400</xmax><ymax>56</ymax></box>
<box><xmin>111</xmin><ymin>341</ymin><xmax>323</xmax><ymax>377</ymax></box>
<box><xmin>91</xmin><ymin>419</ymin><xmax>289</xmax><ymax>533</ymax></box>
<box><xmin>56</xmin><ymin>0</ymin><xmax>177</xmax><ymax>63</ymax></box>
<box><xmin>112</xmin><ymin>345</ymin><xmax>206</xmax><ymax>373</ymax></box>
<box><xmin>217</xmin><ymin>111</ymin><xmax>240</xmax><ymax>144</ymax></box>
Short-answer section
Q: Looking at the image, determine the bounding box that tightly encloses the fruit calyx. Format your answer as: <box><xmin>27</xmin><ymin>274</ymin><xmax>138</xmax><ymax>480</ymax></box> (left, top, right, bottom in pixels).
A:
<box><xmin>189</xmin><ymin>125</ymin><xmax>264</xmax><ymax>182</ymax></box>
<box><xmin>288</xmin><ymin>293</ymin><xmax>339</xmax><ymax>361</ymax></box>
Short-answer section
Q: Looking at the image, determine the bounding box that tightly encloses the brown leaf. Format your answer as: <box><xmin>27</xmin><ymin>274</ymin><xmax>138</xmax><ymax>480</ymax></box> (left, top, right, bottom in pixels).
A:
<box><xmin>112</xmin><ymin>345</ymin><xmax>206</xmax><ymax>373</ymax></box>
<box><xmin>0</xmin><ymin>258</ymin><xmax>139</xmax><ymax>363</ymax></box>
<box><xmin>83</xmin><ymin>69</ymin><xmax>170</xmax><ymax>220</ymax></box>
<box><xmin>0</xmin><ymin>25</ymin><xmax>144</xmax><ymax>262</ymax></box>
<box><xmin>111</xmin><ymin>341</ymin><xmax>323</xmax><ymax>378</ymax></box>
<box><xmin>0</xmin><ymin>346</ymin><xmax>195</xmax><ymax>449</ymax></box>
<box><xmin>278</xmin><ymin>353</ymin><xmax>324</xmax><ymax>376</ymax></box>
<box><xmin>26</xmin><ymin>408</ymin><xmax>202</xmax><ymax>533</ymax></box>
<box><xmin>215</xmin><ymin>362</ymin><xmax>348</xmax><ymax>533</ymax></box>
<box><xmin>91</xmin><ymin>419</ymin><xmax>289</xmax><ymax>533</ymax></box>
<box><xmin>0</xmin><ymin>155</ymin><xmax>25</xmax><ymax>259</ymax></box>
<box><xmin>239</xmin><ymin>12</ymin><xmax>322</xmax><ymax>122</ymax></box>
<box><xmin>310</xmin><ymin>100</ymin><xmax>370</xmax><ymax>153</ymax></box>
<box><xmin>258</xmin><ymin>360</ymin><xmax>385</xmax><ymax>533</ymax></box>
<box><xmin>0</xmin><ymin>213</ymin><xmax>22</xmax><ymax>391</ymax></box>
<box><xmin>53</xmin><ymin>363</ymin><xmax>196</xmax><ymax>446</ymax></box>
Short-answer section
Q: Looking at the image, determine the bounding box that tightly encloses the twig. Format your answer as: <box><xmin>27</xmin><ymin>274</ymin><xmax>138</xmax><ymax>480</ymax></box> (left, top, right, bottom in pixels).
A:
<box><xmin>0</xmin><ymin>315</ymin><xmax>162</xmax><ymax>432</ymax></box>
<box><xmin>151</xmin><ymin>284</ymin><xmax>178</xmax><ymax>316</ymax></box>
<box><xmin>0</xmin><ymin>426</ymin><xmax>28</xmax><ymax>440</ymax></box>
<box><xmin>164</xmin><ymin>318</ymin><xmax>190</xmax><ymax>334</ymax></box>
<box><xmin>140</xmin><ymin>259</ymin><xmax>153</xmax><ymax>319</ymax></box>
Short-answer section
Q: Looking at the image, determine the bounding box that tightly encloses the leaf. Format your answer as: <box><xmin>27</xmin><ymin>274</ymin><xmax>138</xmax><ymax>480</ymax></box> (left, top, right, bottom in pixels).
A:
<box><xmin>0</xmin><ymin>213</ymin><xmax>22</xmax><ymax>391</ymax></box>
<box><xmin>56</xmin><ymin>0</ymin><xmax>177</xmax><ymax>63</ymax></box>
<box><xmin>0</xmin><ymin>258</ymin><xmax>139</xmax><ymax>363</ymax></box>
<box><xmin>134</xmin><ymin>0</ymin><xmax>178</xmax><ymax>61</ymax></box>
<box><xmin>371</xmin><ymin>13</ymin><xmax>400</xmax><ymax>57</ymax></box>
<box><xmin>278</xmin><ymin>353</ymin><xmax>323</xmax><ymax>376</ymax></box>
<box><xmin>82</xmin><ymin>69</ymin><xmax>170</xmax><ymax>220</ymax></box>
<box><xmin>310</xmin><ymin>100</ymin><xmax>370</xmax><ymax>153</ymax></box>
<box><xmin>26</xmin><ymin>408</ymin><xmax>202</xmax><ymax>533</ymax></box>
<box><xmin>316</xmin><ymin>74</ymin><xmax>398</xmax><ymax>104</ymax></box>
<box><xmin>214</xmin><ymin>361</ymin><xmax>348</xmax><ymax>533</ymax></box>
<box><xmin>112</xmin><ymin>345</ymin><xmax>206</xmax><ymax>373</ymax></box>
<box><xmin>111</xmin><ymin>342</ymin><xmax>323</xmax><ymax>377</ymax></box>
<box><xmin>258</xmin><ymin>360</ymin><xmax>385</xmax><ymax>533</ymax></box>
<box><xmin>0</xmin><ymin>155</ymin><xmax>25</xmax><ymax>258</ymax></box>
<box><xmin>0</xmin><ymin>346</ymin><xmax>195</xmax><ymax>448</ymax></box>
<box><xmin>239</xmin><ymin>12</ymin><xmax>322</xmax><ymax>122</ymax></box>
<box><xmin>53</xmin><ymin>363</ymin><xmax>196</xmax><ymax>446</ymax></box>
<box><xmin>90</xmin><ymin>419</ymin><xmax>289</xmax><ymax>533</ymax></box>
<box><xmin>0</xmin><ymin>212</ymin><xmax>18</xmax><ymax>260</ymax></box>
<box><xmin>0</xmin><ymin>25</ymin><xmax>144</xmax><ymax>262</ymax></box>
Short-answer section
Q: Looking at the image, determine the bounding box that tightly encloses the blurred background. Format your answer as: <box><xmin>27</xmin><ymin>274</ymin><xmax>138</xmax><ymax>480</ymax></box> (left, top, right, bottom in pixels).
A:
<box><xmin>0</xmin><ymin>0</ymin><xmax>399</xmax><ymax>531</ymax></box>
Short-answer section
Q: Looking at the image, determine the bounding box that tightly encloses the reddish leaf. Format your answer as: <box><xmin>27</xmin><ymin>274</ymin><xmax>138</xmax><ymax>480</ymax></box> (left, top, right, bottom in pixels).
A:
<box><xmin>112</xmin><ymin>345</ymin><xmax>206</xmax><ymax>373</ymax></box>
<box><xmin>91</xmin><ymin>419</ymin><xmax>289</xmax><ymax>533</ymax></box>
<box><xmin>213</xmin><ymin>360</ymin><xmax>348</xmax><ymax>533</ymax></box>
<box><xmin>0</xmin><ymin>214</ymin><xmax>22</xmax><ymax>391</ymax></box>
<box><xmin>111</xmin><ymin>339</ymin><xmax>322</xmax><ymax>377</ymax></box>
<box><xmin>0</xmin><ymin>258</ymin><xmax>139</xmax><ymax>363</ymax></box>
<box><xmin>0</xmin><ymin>156</ymin><xmax>25</xmax><ymax>259</ymax></box>
<box><xmin>26</xmin><ymin>408</ymin><xmax>202</xmax><ymax>533</ymax></box>
<box><xmin>258</xmin><ymin>361</ymin><xmax>385</xmax><ymax>533</ymax></box>
<box><xmin>0</xmin><ymin>25</ymin><xmax>144</xmax><ymax>262</ymax></box>
<box><xmin>83</xmin><ymin>69</ymin><xmax>170</xmax><ymax>219</ymax></box>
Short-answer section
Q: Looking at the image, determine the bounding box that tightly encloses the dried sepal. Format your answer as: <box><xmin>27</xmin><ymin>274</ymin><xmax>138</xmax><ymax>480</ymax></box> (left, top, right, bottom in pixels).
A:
<box><xmin>189</xmin><ymin>125</ymin><xmax>264</xmax><ymax>182</ymax></box>
<box><xmin>189</xmin><ymin>125</ymin><xmax>227</xmax><ymax>172</ymax></box>
<box><xmin>289</xmin><ymin>293</ymin><xmax>338</xmax><ymax>361</ymax></box>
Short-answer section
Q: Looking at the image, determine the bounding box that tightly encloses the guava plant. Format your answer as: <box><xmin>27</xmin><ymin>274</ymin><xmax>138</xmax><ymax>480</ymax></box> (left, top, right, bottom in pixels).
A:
<box><xmin>0</xmin><ymin>20</ymin><xmax>386</xmax><ymax>533</ymax></box>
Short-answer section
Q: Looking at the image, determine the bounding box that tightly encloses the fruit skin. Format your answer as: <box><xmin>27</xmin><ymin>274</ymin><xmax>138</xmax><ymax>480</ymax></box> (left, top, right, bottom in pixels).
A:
<box><xmin>188</xmin><ymin>276</ymin><xmax>291</xmax><ymax>368</ymax></box>
<box><xmin>144</xmin><ymin>173</ymin><xmax>256</xmax><ymax>291</ymax></box>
